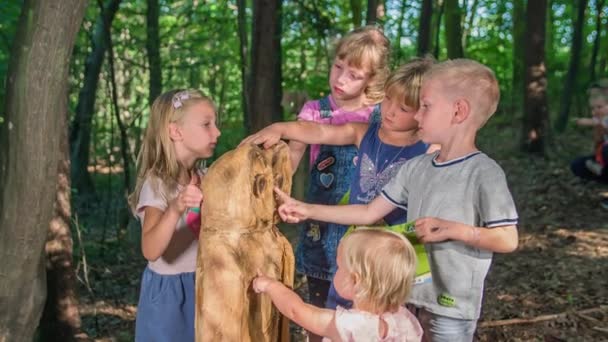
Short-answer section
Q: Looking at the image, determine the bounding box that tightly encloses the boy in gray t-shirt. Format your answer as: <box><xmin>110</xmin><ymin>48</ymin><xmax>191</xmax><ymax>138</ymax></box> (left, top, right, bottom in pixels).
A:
<box><xmin>275</xmin><ymin>59</ymin><xmax>518</xmax><ymax>342</ymax></box>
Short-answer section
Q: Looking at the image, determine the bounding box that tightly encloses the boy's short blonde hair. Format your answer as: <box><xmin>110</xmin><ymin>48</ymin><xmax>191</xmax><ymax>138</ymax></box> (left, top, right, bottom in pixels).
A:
<box><xmin>334</xmin><ymin>26</ymin><xmax>390</xmax><ymax>105</ymax></box>
<box><xmin>425</xmin><ymin>59</ymin><xmax>500</xmax><ymax>127</ymax></box>
<box><xmin>385</xmin><ymin>56</ymin><xmax>435</xmax><ymax>111</ymax></box>
<box><xmin>340</xmin><ymin>228</ymin><xmax>416</xmax><ymax>313</ymax></box>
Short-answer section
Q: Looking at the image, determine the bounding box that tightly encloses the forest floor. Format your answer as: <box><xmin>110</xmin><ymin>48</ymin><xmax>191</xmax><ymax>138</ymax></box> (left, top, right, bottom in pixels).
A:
<box><xmin>73</xmin><ymin>120</ymin><xmax>608</xmax><ymax>341</ymax></box>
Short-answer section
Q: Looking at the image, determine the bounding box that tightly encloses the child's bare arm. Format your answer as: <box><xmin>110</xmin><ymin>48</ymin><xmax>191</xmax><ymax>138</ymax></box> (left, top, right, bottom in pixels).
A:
<box><xmin>241</xmin><ymin>121</ymin><xmax>367</xmax><ymax>150</ymax></box>
<box><xmin>141</xmin><ymin>207</ymin><xmax>181</xmax><ymax>261</ymax></box>
<box><xmin>414</xmin><ymin>218</ymin><xmax>518</xmax><ymax>253</ymax></box>
<box><xmin>574</xmin><ymin>117</ymin><xmax>598</xmax><ymax>127</ymax></box>
<box><xmin>288</xmin><ymin>140</ymin><xmax>307</xmax><ymax>171</ymax></box>
<box><xmin>252</xmin><ymin>275</ymin><xmax>340</xmax><ymax>340</ymax></box>
<box><xmin>141</xmin><ymin>175</ymin><xmax>202</xmax><ymax>261</ymax></box>
<box><xmin>274</xmin><ymin>187</ymin><xmax>394</xmax><ymax>226</ymax></box>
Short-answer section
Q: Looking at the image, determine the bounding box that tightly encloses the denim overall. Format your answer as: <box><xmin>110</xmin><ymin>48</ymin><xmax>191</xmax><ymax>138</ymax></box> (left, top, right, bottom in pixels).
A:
<box><xmin>295</xmin><ymin>96</ymin><xmax>380</xmax><ymax>280</ymax></box>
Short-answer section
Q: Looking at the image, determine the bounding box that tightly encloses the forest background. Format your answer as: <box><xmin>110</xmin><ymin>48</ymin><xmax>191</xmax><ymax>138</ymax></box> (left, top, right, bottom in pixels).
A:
<box><xmin>0</xmin><ymin>0</ymin><xmax>607</xmax><ymax>341</ymax></box>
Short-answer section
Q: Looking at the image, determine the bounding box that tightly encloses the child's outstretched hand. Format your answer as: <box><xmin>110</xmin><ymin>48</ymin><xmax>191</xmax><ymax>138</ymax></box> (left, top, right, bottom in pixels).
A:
<box><xmin>414</xmin><ymin>217</ymin><xmax>454</xmax><ymax>243</ymax></box>
<box><xmin>170</xmin><ymin>171</ymin><xmax>203</xmax><ymax>214</ymax></box>
<box><xmin>239</xmin><ymin>124</ymin><xmax>283</xmax><ymax>149</ymax></box>
<box><xmin>274</xmin><ymin>187</ymin><xmax>310</xmax><ymax>223</ymax></box>
<box><xmin>573</xmin><ymin>117</ymin><xmax>598</xmax><ymax>126</ymax></box>
<box><xmin>252</xmin><ymin>271</ymin><xmax>274</xmax><ymax>293</ymax></box>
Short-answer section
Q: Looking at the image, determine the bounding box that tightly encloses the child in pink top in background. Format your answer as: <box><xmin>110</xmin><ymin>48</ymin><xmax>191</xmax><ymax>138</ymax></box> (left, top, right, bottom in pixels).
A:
<box><xmin>287</xmin><ymin>28</ymin><xmax>391</xmax><ymax>340</ymax></box>
<box><xmin>253</xmin><ymin>228</ymin><xmax>422</xmax><ymax>342</ymax></box>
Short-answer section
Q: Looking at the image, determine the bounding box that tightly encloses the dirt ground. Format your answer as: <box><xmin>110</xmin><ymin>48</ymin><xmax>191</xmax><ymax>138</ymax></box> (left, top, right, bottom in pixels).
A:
<box><xmin>76</xmin><ymin>124</ymin><xmax>608</xmax><ymax>341</ymax></box>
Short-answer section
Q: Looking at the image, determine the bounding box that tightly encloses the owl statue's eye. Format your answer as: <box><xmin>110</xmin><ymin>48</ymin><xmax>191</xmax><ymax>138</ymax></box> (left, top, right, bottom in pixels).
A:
<box><xmin>275</xmin><ymin>175</ymin><xmax>284</xmax><ymax>189</ymax></box>
<box><xmin>252</xmin><ymin>174</ymin><xmax>267</xmax><ymax>198</ymax></box>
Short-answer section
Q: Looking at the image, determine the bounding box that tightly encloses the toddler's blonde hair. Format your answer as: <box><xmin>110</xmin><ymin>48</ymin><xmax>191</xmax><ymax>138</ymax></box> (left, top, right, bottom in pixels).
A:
<box><xmin>128</xmin><ymin>89</ymin><xmax>215</xmax><ymax>212</ymax></box>
<box><xmin>334</xmin><ymin>25</ymin><xmax>390</xmax><ymax>105</ymax></box>
<box><xmin>425</xmin><ymin>59</ymin><xmax>500</xmax><ymax>127</ymax></box>
<box><xmin>340</xmin><ymin>228</ymin><xmax>417</xmax><ymax>313</ymax></box>
<box><xmin>385</xmin><ymin>56</ymin><xmax>435</xmax><ymax>111</ymax></box>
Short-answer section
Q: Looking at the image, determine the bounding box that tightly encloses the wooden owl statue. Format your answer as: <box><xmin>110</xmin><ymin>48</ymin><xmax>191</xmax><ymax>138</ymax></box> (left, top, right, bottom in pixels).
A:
<box><xmin>195</xmin><ymin>141</ymin><xmax>294</xmax><ymax>342</ymax></box>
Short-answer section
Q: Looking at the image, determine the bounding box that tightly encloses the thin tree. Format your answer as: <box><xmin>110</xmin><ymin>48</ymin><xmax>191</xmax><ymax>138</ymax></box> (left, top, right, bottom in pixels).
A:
<box><xmin>237</xmin><ymin>0</ymin><xmax>250</xmax><ymax>133</ymax></box>
<box><xmin>556</xmin><ymin>0</ymin><xmax>588</xmax><ymax>132</ymax></box>
<box><xmin>600</xmin><ymin>18</ymin><xmax>608</xmax><ymax>75</ymax></box>
<box><xmin>461</xmin><ymin>0</ymin><xmax>479</xmax><ymax>50</ymax></box>
<box><xmin>249</xmin><ymin>0</ymin><xmax>283</xmax><ymax>132</ymax></box>
<box><xmin>0</xmin><ymin>1</ymin><xmax>87</xmax><ymax>340</ymax></box>
<box><xmin>444</xmin><ymin>0</ymin><xmax>464</xmax><ymax>59</ymax></box>
<box><xmin>432</xmin><ymin>0</ymin><xmax>445</xmax><ymax>58</ymax></box>
<box><xmin>146</xmin><ymin>0</ymin><xmax>162</xmax><ymax>104</ymax></box>
<box><xmin>545</xmin><ymin>0</ymin><xmax>554</xmax><ymax>68</ymax></box>
<box><xmin>394</xmin><ymin>1</ymin><xmax>408</xmax><ymax>62</ymax></box>
<box><xmin>522</xmin><ymin>0</ymin><xmax>550</xmax><ymax>154</ymax></box>
<box><xmin>418</xmin><ymin>0</ymin><xmax>433</xmax><ymax>56</ymax></box>
<box><xmin>590</xmin><ymin>0</ymin><xmax>606</xmax><ymax>82</ymax></box>
<box><xmin>351</xmin><ymin>0</ymin><xmax>363</xmax><ymax>27</ymax></box>
<box><xmin>69</xmin><ymin>0</ymin><xmax>122</xmax><ymax>195</ymax></box>
<box><xmin>512</xmin><ymin>0</ymin><xmax>526</xmax><ymax>116</ymax></box>
<box><xmin>366</xmin><ymin>0</ymin><xmax>378</xmax><ymax>24</ymax></box>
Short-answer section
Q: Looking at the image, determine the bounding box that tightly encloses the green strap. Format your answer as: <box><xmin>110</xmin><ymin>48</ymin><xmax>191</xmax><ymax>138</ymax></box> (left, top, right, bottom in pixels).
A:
<box><xmin>344</xmin><ymin>220</ymin><xmax>415</xmax><ymax>237</ymax></box>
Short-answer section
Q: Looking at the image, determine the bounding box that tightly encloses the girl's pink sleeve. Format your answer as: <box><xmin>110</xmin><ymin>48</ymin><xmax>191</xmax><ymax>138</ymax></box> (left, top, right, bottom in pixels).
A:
<box><xmin>297</xmin><ymin>100</ymin><xmax>320</xmax><ymax>122</ymax></box>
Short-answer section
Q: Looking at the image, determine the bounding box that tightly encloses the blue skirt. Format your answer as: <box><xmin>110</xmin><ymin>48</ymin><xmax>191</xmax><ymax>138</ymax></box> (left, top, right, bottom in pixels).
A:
<box><xmin>135</xmin><ymin>267</ymin><xmax>195</xmax><ymax>341</ymax></box>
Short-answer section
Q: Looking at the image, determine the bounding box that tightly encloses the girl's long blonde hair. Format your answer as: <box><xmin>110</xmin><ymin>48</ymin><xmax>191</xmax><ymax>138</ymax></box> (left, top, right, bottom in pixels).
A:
<box><xmin>128</xmin><ymin>89</ymin><xmax>215</xmax><ymax>212</ymax></box>
<box><xmin>340</xmin><ymin>228</ymin><xmax>417</xmax><ymax>313</ymax></box>
<box><xmin>333</xmin><ymin>25</ymin><xmax>390</xmax><ymax>105</ymax></box>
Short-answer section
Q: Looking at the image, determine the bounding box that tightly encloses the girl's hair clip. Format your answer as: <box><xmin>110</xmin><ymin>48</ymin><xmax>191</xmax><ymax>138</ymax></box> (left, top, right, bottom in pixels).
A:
<box><xmin>172</xmin><ymin>91</ymin><xmax>190</xmax><ymax>109</ymax></box>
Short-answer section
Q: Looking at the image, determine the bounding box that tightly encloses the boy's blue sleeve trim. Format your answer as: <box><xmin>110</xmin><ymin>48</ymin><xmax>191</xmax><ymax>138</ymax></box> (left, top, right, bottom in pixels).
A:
<box><xmin>380</xmin><ymin>191</ymin><xmax>408</xmax><ymax>210</ymax></box>
<box><xmin>485</xmin><ymin>218</ymin><xmax>519</xmax><ymax>227</ymax></box>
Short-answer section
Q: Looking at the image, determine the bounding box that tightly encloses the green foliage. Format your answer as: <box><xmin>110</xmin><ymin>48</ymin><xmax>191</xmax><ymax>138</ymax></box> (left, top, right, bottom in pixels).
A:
<box><xmin>0</xmin><ymin>0</ymin><xmax>602</xmax><ymax>182</ymax></box>
<box><xmin>0</xmin><ymin>0</ymin><xmax>23</xmax><ymax>118</ymax></box>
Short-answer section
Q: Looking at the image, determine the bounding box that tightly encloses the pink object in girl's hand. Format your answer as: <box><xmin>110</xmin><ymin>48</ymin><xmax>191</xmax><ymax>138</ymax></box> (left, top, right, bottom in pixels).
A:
<box><xmin>186</xmin><ymin>207</ymin><xmax>201</xmax><ymax>238</ymax></box>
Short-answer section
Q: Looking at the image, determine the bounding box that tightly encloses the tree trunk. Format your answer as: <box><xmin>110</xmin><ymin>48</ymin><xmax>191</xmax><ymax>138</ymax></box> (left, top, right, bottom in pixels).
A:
<box><xmin>0</xmin><ymin>1</ymin><xmax>87</xmax><ymax>340</ymax></box>
<box><xmin>69</xmin><ymin>0</ymin><xmax>122</xmax><ymax>195</ymax></box>
<box><xmin>512</xmin><ymin>0</ymin><xmax>526</xmax><ymax>116</ymax></box>
<box><xmin>237</xmin><ymin>0</ymin><xmax>250</xmax><ymax>133</ymax></box>
<box><xmin>556</xmin><ymin>0</ymin><xmax>588</xmax><ymax>132</ymax></box>
<box><xmin>146</xmin><ymin>0</ymin><xmax>162</xmax><ymax>104</ymax></box>
<box><xmin>590</xmin><ymin>0</ymin><xmax>605</xmax><ymax>82</ymax></box>
<box><xmin>38</xmin><ymin>118</ymin><xmax>82</xmax><ymax>342</ymax></box>
<box><xmin>418</xmin><ymin>0</ymin><xmax>433</xmax><ymax>56</ymax></box>
<box><xmin>444</xmin><ymin>0</ymin><xmax>464</xmax><ymax>59</ymax></box>
<box><xmin>350</xmin><ymin>0</ymin><xmax>362</xmax><ymax>28</ymax></box>
<box><xmin>522</xmin><ymin>0</ymin><xmax>549</xmax><ymax>154</ymax></box>
<box><xmin>249</xmin><ymin>0</ymin><xmax>283</xmax><ymax>133</ymax></box>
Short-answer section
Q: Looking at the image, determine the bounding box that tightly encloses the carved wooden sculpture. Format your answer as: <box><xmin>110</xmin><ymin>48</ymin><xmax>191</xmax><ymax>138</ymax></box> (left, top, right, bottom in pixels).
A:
<box><xmin>195</xmin><ymin>142</ymin><xmax>294</xmax><ymax>342</ymax></box>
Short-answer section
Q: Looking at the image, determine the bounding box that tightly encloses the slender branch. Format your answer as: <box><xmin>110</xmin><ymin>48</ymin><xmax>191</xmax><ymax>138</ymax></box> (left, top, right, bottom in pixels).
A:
<box><xmin>478</xmin><ymin>306</ymin><xmax>607</xmax><ymax>328</ymax></box>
